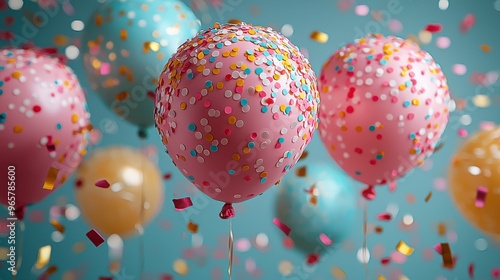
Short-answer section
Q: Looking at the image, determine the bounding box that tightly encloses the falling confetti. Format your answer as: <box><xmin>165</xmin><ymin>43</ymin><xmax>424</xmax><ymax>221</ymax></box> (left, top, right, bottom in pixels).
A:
<box><xmin>50</xmin><ymin>220</ymin><xmax>65</xmax><ymax>234</ymax></box>
<box><xmin>94</xmin><ymin>179</ymin><xmax>110</xmax><ymax>188</ymax></box>
<box><xmin>320</xmin><ymin>233</ymin><xmax>333</xmax><ymax>246</ymax></box>
<box><xmin>42</xmin><ymin>167</ymin><xmax>59</xmax><ymax>190</ymax></box>
<box><xmin>187</xmin><ymin>220</ymin><xmax>199</xmax><ymax>233</ymax></box>
<box><xmin>475</xmin><ymin>186</ymin><xmax>488</xmax><ymax>207</ymax></box>
<box><xmin>306</xmin><ymin>253</ymin><xmax>320</xmax><ymax>265</ymax></box>
<box><xmin>310</xmin><ymin>31</ymin><xmax>329</xmax><ymax>43</ymax></box>
<box><xmin>172</xmin><ymin>197</ymin><xmax>193</xmax><ymax>210</ymax></box>
<box><xmin>425</xmin><ymin>23</ymin><xmax>442</xmax><ymax>33</ymax></box>
<box><xmin>273</xmin><ymin>218</ymin><xmax>291</xmax><ymax>236</ymax></box>
<box><xmin>396</xmin><ymin>241</ymin><xmax>414</xmax><ymax>256</ymax></box>
<box><xmin>377</xmin><ymin>212</ymin><xmax>392</xmax><ymax>221</ymax></box>
<box><xmin>460</xmin><ymin>14</ymin><xmax>475</xmax><ymax>33</ymax></box>
<box><xmin>425</xmin><ymin>192</ymin><xmax>433</xmax><ymax>203</ymax></box>
<box><xmin>86</xmin><ymin>229</ymin><xmax>105</xmax><ymax>247</ymax></box>
<box><xmin>440</xmin><ymin>243</ymin><xmax>454</xmax><ymax>268</ymax></box>
<box><xmin>35</xmin><ymin>245</ymin><xmax>51</xmax><ymax>269</ymax></box>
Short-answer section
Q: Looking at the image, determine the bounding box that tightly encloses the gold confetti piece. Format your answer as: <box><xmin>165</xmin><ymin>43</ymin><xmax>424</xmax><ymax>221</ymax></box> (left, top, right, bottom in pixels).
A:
<box><xmin>480</xmin><ymin>44</ymin><xmax>491</xmax><ymax>53</ymax></box>
<box><xmin>13</xmin><ymin>125</ymin><xmax>23</xmax><ymax>133</ymax></box>
<box><xmin>53</xmin><ymin>35</ymin><xmax>69</xmax><ymax>46</ymax></box>
<box><xmin>143</xmin><ymin>41</ymin><xmax>160</xmax><ymax>53</ymax></box>
<box><xmin>43</xmin><ymin>167</ymin><xmax>59</xmax><ymax>190</ymax></box>
<box><xmin>440</xmin><ymin>243</ymin><xmax>454</xmax><ymax>268</ymax></box>
<box><xmin>375</xmin><ymin>226</ymin><xmax>383</xmax><ymax>234</ymax></box>
<box><xmin>425</xmin><ymin>192</ymin><xmax>432</xmax><ymax>202</ymax></box>
<box><xmin>187</xmin><ymin>220</ymin><xmax>198</xmax><ymax>233</ymax></box>
<box><xmin>395</xmin><ymin>240</ymin><xmax>414</xmax><ymax>256</ymax></box>
<box><xmin>299</xmin><ymin>151</ymin><xmax>308</xmax><ymax>161</ymax></box>
<box><xmin>473</xmin><ymin>94</ymin><xmax>491</xmax><ymax>108</ymax></box>
<box><xmin>309</xmin><ymin>196</ymin><xmax>318</xmax><ymax>206</ymax></box>
<box><xmin>310</xmin><ymin>31</ymin><xmax>329</xmax><ymax>43</ymax></box>
<box><xmin>35</xmin><ymin>245</ymin><xmax>51</xmax><ymax>269</ymax></box>
<box><xmin>95</xmin><ymin>15</ymin><xmax>103</xmax><ymax>26</ymax></box>
<box><xmin>50</xmin><ymin>220</ymin><xmax>65</xmax><ymax>234</ymax></box>
<box><xmin>295</xmin><ymin>166</ymin><xmax>307</xmax><ymax>177</ymax></box>
<box><xmin>109</xmin><ymin>260</ymin><xmax>121</xmax><ymax>274</ymax></box>
<box><xmin>173</xmin><ymin>259</ymin><xmax>188</xmax><ymax>275</ymax></box>
<box><xmin>437</xmin><ymin>222</ymin><xmax>447</xmax><ymax>236</ymax></box>
<box><xmin>228</xmin><ymin>19</ymin><xmax>242</xmax><ymax>24</ymax></box>
<box><xmin>0</xmin><ymin>247</ymin><xmax>8</xmax><ymax>260</ymax></box>
<box><xmin>43</xmin><ymin>265</ymin><xmax>58</xmax><ymax>276</ymax></box>
<box><xmin>120</xmin><ymin>29</ymin><xmax>127</xmax><ymax>40</ymax></box>
<box><xmin>331</xmin><ymin>266</ymin><xmax>347</xmax><ymax>279</ymax></box>
<box><xmin>115</xmin><ymin>91</ymin><xmax>129</xmax><ymax>101</ymax></box>
<box><xmin>377</xmin><ymin>275</ymin><xmax>387</xmax><ymax>280</ymax></box>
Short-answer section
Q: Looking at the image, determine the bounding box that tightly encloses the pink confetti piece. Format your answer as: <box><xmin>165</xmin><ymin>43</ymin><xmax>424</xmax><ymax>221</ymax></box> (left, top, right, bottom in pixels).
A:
<box><xmin>434</xmin><ymin>243</ymin><xmax>442</xmax><ymax>254</ymax></box>
<box><xmin>388</xmin><ymin>19</ymin><xmax>403</xmax><ymax>33</ymax></box>
<box><xmin>436</xmin><ymin>36</ymin><xmax>451</xmax><ymax>49</ymax></box>
<box><xmin>100</xmin><ymin>63</ymin><xmax>111</xmax><ymax>75</ymax></box>
<box><xmin>273</xmin><ymin>218</ymin><xmax>291</xmax><ymax>236</ymax></box>
<box><xmin>425</xmin><ymin>23</ymin><xmax>442</xmax><ymax>33</ymax></box>
<box><xmin>390</xmin><ymin>251</ymin><xmax>407</xmax><ymax>264</ymax></box>
<box><xmin>354</xmin><ymin>5</ymin><xmax>369</xmax><ymax>16</ymax></box>
<box><xmin>492</xmin><ymin>267</ymin><xmax>500</xmax><ymax>278</ymax></box>
<box><xmin>480</xmin><ymin>121</ymin><xmax>496</xmax><ymax>131</ymax></box>
<box><xmin>452</xmin><ymin>64</ymin><xmax>467</xmax><ymax>75</ymax></box>
<box><xmin>377</xmin><ymin>213</ymin><xmax>392</xmax><ymax>221</ymax></box>
<box><xmin>63</xmin><ymin>1</ymin><xmax>75</xmax><ymax>15</ymax></box>
<box><xmin>389</xmin><ymin>181</ymin><xmax>397</xmax><ymax>192</ymax></box>
<box><xmin>460</xmin><ymin>14</ymin><xmax>475</xmax><ymax>33</ymax></box>
<box><xmin>306</xmin><ymin>253</ymin><xmax>320</xmax><ymax>265</ymax></box>
<box><xmin>475</xmin><ymin>186</ymin><xmax>488</xmax><ymax>208</ymax></box>
<box><xmin>172</xmin><ymin>197</ymin><xmax>193</xmax><ymax>210</ymax></box>
<box><xmin>86</xmin><ymin>229</ymin><xmax>104</xmax><ymax>247</ymax></box>
<box><xmin>457</xmin><ymin>128</ymin><xmax>468</xmax><ymax>138</ymax></box>
<box><xmin>283</xmin><ymin>236</ymin><xmax>294</xmax><ymax>249</ymax></box>
<box><xmin>319</xmin><ymin>233</ymin><xmax>332</xmax><ymax>246</ymax></box>
<box><xmin>235</xmin><ymin>238</ymin><xmax>251</xmax><ymax>252</ymax></box>
<box><xmin>94</xmin><ymin>180</ymin><xmax>110</xmax><ymax>188</ymax></box>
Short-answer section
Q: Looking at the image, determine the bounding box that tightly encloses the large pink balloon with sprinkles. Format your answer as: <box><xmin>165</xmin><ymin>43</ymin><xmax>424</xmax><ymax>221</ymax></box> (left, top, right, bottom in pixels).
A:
<box><xmin>155</xmin><ymin>23</ymin><xmax>319</xmax><ymax>209</ymax></box>
<box><xmin>318</xmin><ymin>35</ymin><xmax>450</xmax><ymax>191</ymax></box>
<box><xmin>0</xmin><ymin>48</ymin><xmax>90</xmax><ymax>213</ymax></box>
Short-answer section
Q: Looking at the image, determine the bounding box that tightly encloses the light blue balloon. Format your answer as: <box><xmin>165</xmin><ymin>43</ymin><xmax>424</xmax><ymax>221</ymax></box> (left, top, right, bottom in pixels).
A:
<box><xmin>81</xmin><ymin>0</ymin><xmax>200</xmax><ymax>130</ymax></box>
<box><xmin>275</xmin><ymin>161</ymin><xmax>357</xmax><ymax>255</ymax></box>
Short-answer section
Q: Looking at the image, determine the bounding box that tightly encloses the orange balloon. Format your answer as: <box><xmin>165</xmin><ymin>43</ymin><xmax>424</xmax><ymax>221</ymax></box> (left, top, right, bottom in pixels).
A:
<box><xmin>74</xmin><ymin>146</ymin><xmax>164</xmax><ymax>237</ymax></box>
<box><xmin>448</xmin><ymin>127</ymin><xmax>500</xmax><ymax>236</ymax></box>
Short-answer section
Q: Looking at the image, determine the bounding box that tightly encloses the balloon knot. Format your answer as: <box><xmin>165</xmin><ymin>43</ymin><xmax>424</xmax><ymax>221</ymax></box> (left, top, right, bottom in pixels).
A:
<box><xmin>362</xmin><ymin>185</ymin><xmax>376</xmax><ymax>200</ymax></box>
<box><xmin>138</xmin><ymin>128</ymin><xmax>148</xmax><ymax>139</ymax></box>
<box><xmin>219</xmin><ymin>203</ymin><xmax>235</xmax><ymax>219</ymax></box>
<box><xmin>14</xmin><ymin>206</ymin><xmax>26</xmax><ymax>220</ymax></box>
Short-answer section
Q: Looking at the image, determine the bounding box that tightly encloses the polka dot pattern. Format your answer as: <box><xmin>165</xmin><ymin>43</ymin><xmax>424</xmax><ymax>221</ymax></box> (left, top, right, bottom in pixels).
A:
<box><xmin>155</xmin><ymin>23</ymin><xmax>319</xmax><ymax>203</ymax></box>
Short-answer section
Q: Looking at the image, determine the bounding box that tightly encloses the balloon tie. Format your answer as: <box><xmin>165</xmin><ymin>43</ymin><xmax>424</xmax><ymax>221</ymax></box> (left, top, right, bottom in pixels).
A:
<box><xmin>227</xmin><ymin>219</ymin><xmax>234</xmax><ymax>280</ymax></box>
<box><xmin>361</xmin><ymin>185</ymin><xmax>376</xmax><ymax>200</ymax></box>
<box><xmin>138</xmin><ymin>127</ymin><xmax>148</xmax><ymax>139</ymax></box>
<box><xmin>219</xmin><ymin>203</ymin><xmax>235</xmax><ymax>219</ymax></box>
<box><xmin>11</xmin><ymin>218</ymin><xmax>25</xmax><ymax>280</ymax></box>
<box><xmin>363</xmin><ymin>200</ymin><xmax>368</xmax><ymax>280</ymax></box>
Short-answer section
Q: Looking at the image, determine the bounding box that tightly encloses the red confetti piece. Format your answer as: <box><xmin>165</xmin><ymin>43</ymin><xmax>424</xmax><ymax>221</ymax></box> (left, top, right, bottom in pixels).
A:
<box><xmin>172</xmin><ymin>197</ymin><xmax>193</xmax><ymax>210</ymax></box>
<box><xmin>492</xmin><ymin>267</ymin><xmax>500</xmax><ymax>278</ymax></box>
<box><xmin>381</xmin><ymin>257</ymin><xmax>391</xmax><ymax>265</ymax></box>
<box><xmin>160</xmin><ymin>274</ymin><xmax>173</xmax><ymax>280</ymax></box>
<box><xmin>283</xmin><ymin>236</ymin><xmax>294</xmax><ymax>249</ymax></box>
<box><xmin>86</xmin><ymin>229</ymin><xmax>105</xmax><ymax>247</ymax></box>
<box><xmin>94</xmin><ymin>180</ymin><xmax>110</xmax><ymax>188</ymax></box>
<box><xmin>319</xmin><ymin>233</ymin><xmax>332</xmax><ymax>246</ymax></box>
<box><xmin>377</xmin><ymin>213</ymin><xmax>392</xmax><ymax>221</ymax></box>
<box><xmin>425</xmin><ymin>24</ymin><xmax>442</xmax><ymax>33</ymax></box>
<box><xmin>434</xmin><ymin>243</ymin><xmax>442</xmax><ymax>254</ymax></box>
<box><xmin>163</xmin><ymin>173</ymin><xmax>172</xmax><ymax>179</ymax></box>
<box><xmin>99</xmin><ymin>277</ymin><xmax>113</xmax><ymax>280</ymax></box>
<box><xmin>460</xmin><ymin>14</ymin><xmax>475</xmax><ymax>33</ymax></box>
<box><xmin>273</xmin><ymin>218</ymin><xmax>291</xmax><ymax>236</ymax></box>
<box><xmin>475</xmin><ymin>186</ymin><xmax>488</xmax><ymax>208</ymax></box>
<box><xmin>306</xmin><ymin>253</ymin><xmax>320</xmax><ymax>265</ymax></box>
<box><xmin>469</xmin><ymin>263</ymin><xmax>475</xmax><ymax>279</ymax></box>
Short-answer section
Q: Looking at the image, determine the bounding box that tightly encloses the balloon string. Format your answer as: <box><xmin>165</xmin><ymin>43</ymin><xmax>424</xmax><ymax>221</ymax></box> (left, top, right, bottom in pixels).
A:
<box><xmin>228</xmin><ymin>219</ymin><xmax>234</xmax><ymax>280</ymax></box>
<box><xmin>139</xmin><ymin>135</ymin><xmax>146</xmax><ymax>280</ymax></box>
<box><xmin>363</xmin><ymin>201</ymin><xmax>368</xmax><ymax>280</ymax></box>
<box><xmin>11</xmin><ymin>219</ymin><xmax>24</xmax><ymax>280</ymax></box>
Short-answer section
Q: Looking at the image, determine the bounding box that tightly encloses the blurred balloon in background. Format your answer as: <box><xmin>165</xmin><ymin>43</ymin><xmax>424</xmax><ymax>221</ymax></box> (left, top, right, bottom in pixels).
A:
<box><xmin>448</xmin><ymin>126</ymin><xmax>500</xmax><ymax>236</ymax></box>
<box><xmin>0</xmin><ymin>48</ymin><xmax>90</xmax><ymax>214</ymax></box>
<box><xmin>74</xmin><ymin>146</ymin><xmax>164</xmax><ymax>237</ymax></box>
<box><xmin>81</xmin><ymin>0</ymin><xmax>200</xmax><ymax>130</ymax></box>
<box><xmin>275</xmin><ymin>160</ymin><xmax>357</xmax><ymax>255</ymax></box>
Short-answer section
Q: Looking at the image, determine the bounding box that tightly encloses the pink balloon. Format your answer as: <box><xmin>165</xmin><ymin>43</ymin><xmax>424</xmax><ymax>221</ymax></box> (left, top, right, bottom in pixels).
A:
<box><xmin>155</xmin><ymin>23</ymin><xmax>319</xmax><ymax>205</ymax></box>
<box><xmin>318</xmin><ymin>35</ymin><xmax>449</xmax><ymax>187</ymax></box>
<box><xmin>0</xmin><ymin>48</ymin><xmax>90</xmax><ymax>210</ymax></box>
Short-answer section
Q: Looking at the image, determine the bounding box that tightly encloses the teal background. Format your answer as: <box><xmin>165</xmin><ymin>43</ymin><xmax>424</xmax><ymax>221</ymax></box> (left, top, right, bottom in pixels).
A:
<box><xmin>1</xmin><ymin>0</ymin><xmax>500</xmax><ymax>279</ymax></box>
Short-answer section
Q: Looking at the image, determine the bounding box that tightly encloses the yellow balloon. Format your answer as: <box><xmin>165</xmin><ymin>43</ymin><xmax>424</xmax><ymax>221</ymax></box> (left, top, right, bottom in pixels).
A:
<box><xmin>448</xmin><ymin>127</ymin><xmax>500</xmax><ymax>236</ymax></box>
<box><xmin>74</xmin><ymin>146</ymin><xmax>164</xmax><ymax>237</ymax></box>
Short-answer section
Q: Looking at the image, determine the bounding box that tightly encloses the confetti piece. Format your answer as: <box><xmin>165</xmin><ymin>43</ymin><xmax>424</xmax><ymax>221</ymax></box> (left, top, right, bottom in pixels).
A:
<box><xmin>395</xmin><ymin>241</ymin><xmax>414</xmax><ymax>256</ymax></box>
<box><xmin>94</xmin><ymin>180</ymin><xmax>110</xmax><ymax>188</ymax></box>
<box><xmin>172</xmin><ymin>197</ymin><xmax>193</xmax><ymax>210</ymax></box>
<box><xmin>436</xmin><ymin>36</ymin><xmax>451</xmax><ymax>49</ymax></box>
<box><xmin>38</xmin><ymin>266</ymin><xmax>57</xmax><ymax>280</ymax></box>
<box><xmin>143</xmin><ymin>41</ymin><xmax>160</xmax><ymax>53</ymax></box>
<box><xmin>306</xmin><ymin>253</ymin><xmax>320</xmax><ymax>265</ymax></box>
<box><xmin>273</xmin><ymin>218</ymin><xmax>291</xmax><ymax>236</ymax></box>
<box><xmin>163</xmin><ymin>173</ymin><xmax>172</xmax><ymax>179</ymax></box>
<box><xmin>425</xmin><ymin>192</ymin><xmax>433</xmax><ymax>203</ymax></box>
<box><xmin>469</xmin><ymin>263</ymin><xmax>475</xmax><ymax>278</ymax></box>
<box><xmin>460</xmin><ymin>14</ymin><xmax>475</xmax><ymax>33</ymax></box>
<box><xmin>331</xmin><ymin>266</ymin><xmax>347</xmax><ymax>279</ymax></box>
<box><xmin>388</xmin><ymin>19</ymin><xmax>403</xmax><ymax>33</ymax></box>
<box><xmin>295</xmin><ymin>166</ymin><xmax>307</xmax><ymax>177</ymax></box>
<box><xmin>437</xmin><ymin>223</ymin><xmax>447</xmax><ymax>236</ymax></box>
<box><xmin>354</xmin><ymin>5</ymin><xmax>369</xmax><ymax>16</ymax></box>
<box><xmin>434</xmin><ymin>243</ymin><xmax>442</xmax><ymax>254</ymax></box>
<box><xmin>452</xmin><ymin>64</ymin><xmax>467</xmax><ymax>75</ymax></box>
<box><xmin>377</xmin><ymin>275</ymin><xmax>387</xmax><ymax>280</ymax></box>
<box><xmin>160</xmin><ymin>274</ymin><xmax>173</xmax><ymax>280</ymax></box>
<box><xmin>434</xmin><ymin>142</ymin><xmax>445</xmax><ymax>152</ymax></box>
<box><xmin>440</xmin><ymin>243</ymin><xmax>454</xmax><ymax>268</ymax></box>
<box><xmin>389</xmin><ymin>181</ymin><xmax>397</xmax><ymax>192</ymax></box>
<box><xmin>319</xmin><ymin>233</ymin><xmax>332</xmax><ymax>246</ymax></box>
<box><xmin>299</xmin><ymin>151</ymin><xmax>309</xmax><ymax>161</ymax></box>
<box><xmin>492</xmin><ymin>267</ymin><xmax>500</xmax><ymax>278</ymax></box>
<box><xmin>86</xmin><ymin>229</ymin><xmax>105</xmax><ymax>247</ymax></box>
<box><xmin>310</xmin><ymin>31</ymin><xmax>329</xmax><ymax>43</ymax></box>
<box><xmin>120</xmin><ymin>29</ymin><xmax>127</xmax><ymax>40</ymax></box>
<box><xmin>377</xmin><ymin>212</ymin><xmax>392</xmax><ymax>221</ymax></box>
<box><xmin>35</xmin><ymin>245</ymin><xmax>51</xmax><ymax>269</ymax></box>
<box><xmin>480</xmin><ymin>44</ymin><xmax>492</xmax><ymax>53</ymax></box>
<box><xmin>457</xmin><ymin>128</ymin><xmax>468</xmax><ymax>137</ymax></box>
<box><xmin>381</xmin><ymin>257</ymin><xmax>390</xmax><ymax>265</ymax></box>
<box><xmin>50</xmin><ymin>220</ymin><xmax>65</xmax><ymax>234</ymax></box>
<box><xmin>43</xmin><ymin>167</ymin><xmax>59</xmax><ymax>190</ymax></box>
<box><xmin>114</xmin><ymin>91</ymin><xmax>129</xmax><ymax>101</ymax></box>
<box><xmin>187</xmin><ymin>220</ymin><xmax>198</xmax><ymax>233</ymax></box>
<box><xmin>475</xmin><ymin>186</ymin><xmax>488</xmax><ymax>208</ymax></box>
<box><xmin>374</xmin><ymin>226</ymin><xmax>383</xmax><ymax>234</ymax></box>
<box><xmin>99</xmin><ymin>277</ymin><xmax>113</xmax><ymax>280</ymax></box>
<box><xmin>53</xmin><ymin>35</ymin><xmax>69</xmax><ymax>46</ymax></box>
<box><xmin>425</xmin><ymin>24</ymin><xmax>442</xmax><ymax>33</ymax></box>
<box><xmin>173</xmin><ymin>259</ymin><xmax>189</xmax><ymax>275</ymax></box>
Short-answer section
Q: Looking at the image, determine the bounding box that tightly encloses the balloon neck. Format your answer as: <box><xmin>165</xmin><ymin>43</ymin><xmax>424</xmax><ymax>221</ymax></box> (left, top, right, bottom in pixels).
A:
<box><xmin>361</xmin><ymin>185</ymin><xmax>376</xmax><ymax>200</ymax></box>
<box><xmin>138</xmin><ymin>127</ymin><xmax>148</xmax><ymax>139</ymax></box>
<box><xmin>14</xmin><ymin>206</ymin><xmax>26</xmax><ymax>220</ymax></box>
<box><xmin>219</xmin><ymin>203</ymin><xmax>235</xmax><ymax>219</ymax></box>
